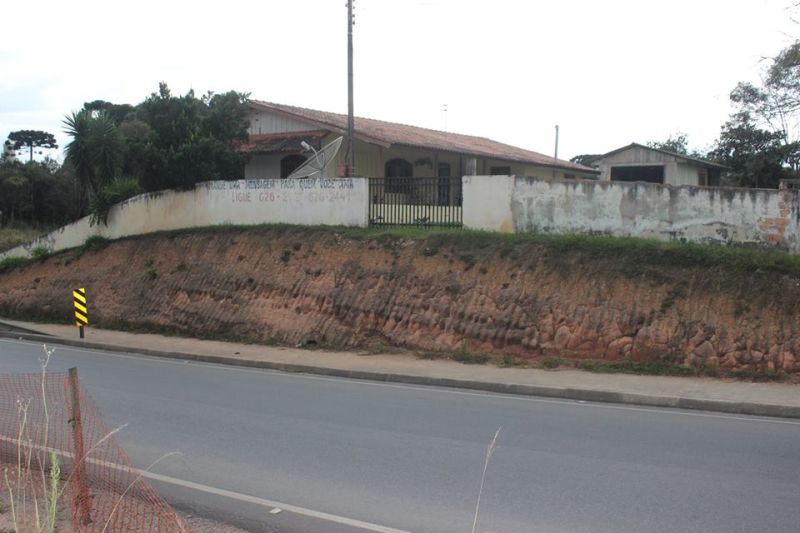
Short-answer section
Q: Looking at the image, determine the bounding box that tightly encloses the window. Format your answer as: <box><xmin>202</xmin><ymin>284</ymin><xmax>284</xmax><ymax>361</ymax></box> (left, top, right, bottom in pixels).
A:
<box><xmin>610</xmin><ymin>165</ymin><xmax>664</xmax><ymax>184</ymax></box>
<box><xmin>385</xmin><ymin>158</ymin><xmax>412</xmax><ymax>193</ymax></box>
<box><xmin>280</xmin><ymin>154</ymin><xmax>306</xmax><ymax>179</ymax></box>
<box><xmin>490</xmin><ymin>166</ymin><xmax>511</xmax><ymax>176</ymax></box>
<box><xmin>438</xmin><ymin>163</ymin><xmax>451</xmax><ymax>205</ymax></box>
<box><xmin>698</xmin><ymin>169</ymin><xmax>709</xmax><ymax>186</ymax></box>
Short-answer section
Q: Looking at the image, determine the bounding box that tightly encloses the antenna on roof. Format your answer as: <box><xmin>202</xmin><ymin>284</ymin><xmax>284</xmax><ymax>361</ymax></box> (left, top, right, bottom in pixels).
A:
<box><xmin>443</xmin><ymin>103</ymin><xmax>448</xmax><ymax>131</ymax></box>
<box><xmin>288</xmin><ymin>136</ymin><xmax>344</xmax><ymax>180</ymax></box>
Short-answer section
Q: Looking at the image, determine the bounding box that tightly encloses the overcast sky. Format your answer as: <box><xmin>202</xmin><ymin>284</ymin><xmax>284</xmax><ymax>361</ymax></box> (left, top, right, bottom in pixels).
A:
<box><xmin>1</xmin><ymin>0</ymin><xmax>798</xmax><ymax>163</ymax></box>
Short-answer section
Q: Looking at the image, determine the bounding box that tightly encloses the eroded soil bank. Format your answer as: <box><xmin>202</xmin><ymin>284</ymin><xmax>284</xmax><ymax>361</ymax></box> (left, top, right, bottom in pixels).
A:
<box><xmin>1</xmin><ymin>226</ymin><xmax>800</xmax><ymax>376</ymax></box>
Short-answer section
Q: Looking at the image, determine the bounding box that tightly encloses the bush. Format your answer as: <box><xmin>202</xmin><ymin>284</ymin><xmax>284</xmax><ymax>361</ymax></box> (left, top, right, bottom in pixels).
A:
<box><xmin>89</xmin><ymin>177</ymin><xmax>143</xmax><ymax>226</ymax></box>
<box><xmin>0</xmin><ymin>256</ymin><xmax>29</xmax><ymax>274</ymax></box>
<box><xmin>31</xmin><ymin>246</ymin><xmax>49</xmax><ymax>260</ymax></box>
<box><xmin>82</xmin><ymin>235</ymin><xmax>109</xmax><ymax>252</ymax></box>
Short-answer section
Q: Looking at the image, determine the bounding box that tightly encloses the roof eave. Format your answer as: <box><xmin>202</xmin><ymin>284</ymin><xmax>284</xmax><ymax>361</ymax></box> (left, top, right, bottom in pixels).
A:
<box><xmin>249</xmin><ymin>100</ymin><xmax>391</xmax><ymax>148</ymax></box>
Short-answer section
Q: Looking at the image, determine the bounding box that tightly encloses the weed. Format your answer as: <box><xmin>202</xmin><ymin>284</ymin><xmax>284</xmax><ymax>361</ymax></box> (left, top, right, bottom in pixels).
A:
<box><xmin>365</xmin><ymin>341</ymin><xmax>387</xmax><ymax>355</ymax></box>
<box><xmin>499</xmin><ymin>354</ymin><xmax>525</xmax><ymax>367</ymax></box>
<box><xmin>541</xmin><ymin>356</ymin><xmax>561</xmax><ymax>369</ymax></box>
<box><xmin>176</xmin><ymin>262</ymin><xmax>187</xmax><ymax>272</ymax></box>
<box><xmin>280</xmin><ymin>250</ymin><xmax>291</xmax><ymax>263</ymax></box>
<box><xmin>454</xmin><ymin>352</ymin><xmax>490</xmax><ymax>365</ymax></box>
<box><xmin>577</xmin><ymin>358</ymin><xmax>701</xmax><ymax>377</ymax></box>
<box><xmin>0</xmin><ymin>224</ymin><xmax>52</xmax><ymax>253</ymax></box>
<box><xmin>144</xmin><ymin>258</ymin><xmax>154</xmax><ymax>268</ymax></box>
<box><xmin>145</xmin><ymin>267</ymin><xmax>158</xmax><ymax>280</ymax></box>
<box><xmin>459</xmin><ymin>254</ymin><xmax>476</xmax><ymax>271</ymax></box>
<box><xmin>479</xmin><ymin>266</ymin><xmax>488</xmax><ymax>275</ymax></box>
<box><xmin>0</xmin><ymin>256</ymin><xmax>29</xmax><ymax>274</ymax></box>
<box><xmin>82</xmin><ymin>235</ymin><xmax>109</xmax><ymax>252</ymax></box>
<box><xmin>660</xmin><ymin>282</ymin><xmax>688</xmax><ymax>313</ymax></box>
<box><xmin>31</xmin><ymin>246</ymin><xmax>50</xmax><ymax>261</ymax></box>
<box><xmin>292</xmin><ymin>241</ymin><xmax>302</xmax><ymax>251</ymax></box>
<box><xmin>471</xmin><ymin>428</ymin><xmax>501</xmax><ymax>533</ymax></box>
<box><xmin>417</xmin><ymin>351</ymin><xmax>445</xmax><ymax>360</ymax></box>
<box><xmin>422</xmin><ymin>246</ymin><xmax>439</xmax><ymax>257</ymax></box>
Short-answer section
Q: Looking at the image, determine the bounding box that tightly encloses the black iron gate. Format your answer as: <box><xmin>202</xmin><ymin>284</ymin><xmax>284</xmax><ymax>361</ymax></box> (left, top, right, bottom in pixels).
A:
<box><xmin>368</xmin><ymin>177</ymin><xmax>462</xmax><ymax>227</ymax></box>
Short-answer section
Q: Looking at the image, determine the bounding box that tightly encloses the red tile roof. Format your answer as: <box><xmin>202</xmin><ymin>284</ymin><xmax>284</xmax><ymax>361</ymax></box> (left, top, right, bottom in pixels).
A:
<box><xmin>240</xmin><ymin>130</ymin><xmax>328</xmax><ymax>153</ymax></box>
<box><xmin>249</xmin><ymin>100</ymin><xmax>597</xmax><ymax>174</ymax></box>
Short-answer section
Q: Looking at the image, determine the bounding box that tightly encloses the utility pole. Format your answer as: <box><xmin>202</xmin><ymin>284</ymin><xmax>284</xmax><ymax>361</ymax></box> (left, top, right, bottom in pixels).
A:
<box><xmin>554</xmin><ymin>125</ymin><xmax>560</xmax><ymax>160</ymax></box>
<box><xmin>346</xmin><ymin>0</ymin><xmax>355</xmax><ymax>177</ymax></box>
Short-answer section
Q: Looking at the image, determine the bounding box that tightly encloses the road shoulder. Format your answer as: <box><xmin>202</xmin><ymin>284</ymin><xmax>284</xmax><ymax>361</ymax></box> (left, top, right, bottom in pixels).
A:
<box><xmin>1</xmin><ymin>318</ymin><xmax>799</xmax><ymax>419</ymax></box>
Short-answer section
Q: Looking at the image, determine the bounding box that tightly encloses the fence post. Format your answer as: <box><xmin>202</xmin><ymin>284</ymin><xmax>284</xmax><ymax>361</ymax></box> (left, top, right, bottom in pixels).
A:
<box><xmin>68</xmin><ymin>367</ymin><xmax>92</xmax><ymax>524</ymax></box>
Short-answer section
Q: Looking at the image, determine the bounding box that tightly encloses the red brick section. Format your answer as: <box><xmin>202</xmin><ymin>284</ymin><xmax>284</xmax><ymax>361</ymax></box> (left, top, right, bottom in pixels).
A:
<box><xmin>757</xmin><ymin>189</ymin><xmax>796</xmax><ymax>245</ymax></box>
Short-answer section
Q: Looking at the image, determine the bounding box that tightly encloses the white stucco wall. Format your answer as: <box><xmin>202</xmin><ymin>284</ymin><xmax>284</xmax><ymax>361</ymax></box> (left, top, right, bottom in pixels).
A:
<box><xmin>462</xmin><ymin>175</ymin><xmax>515</xmax><ymax>232</ymax></box>
<box><xmin>244</xmin><ymin>154</ymin><xmax>282</xmax><ymax>179</ymax></box>
<box><xmin>1</xmin><ymin>178</ymin><xmax>369</xmax><ymax>260</ymax></box>
<box><xmin>463</xmin><ymin>175</ymin><xmax>800</xmax><ymax>253</ymax></box>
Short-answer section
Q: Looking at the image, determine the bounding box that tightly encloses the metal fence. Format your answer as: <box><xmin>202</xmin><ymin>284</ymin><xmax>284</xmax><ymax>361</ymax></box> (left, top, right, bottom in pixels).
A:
<box><xmin>368</xmin><ymin>177</ymin><xmax>462</xmax><ymax>227</ymax></box>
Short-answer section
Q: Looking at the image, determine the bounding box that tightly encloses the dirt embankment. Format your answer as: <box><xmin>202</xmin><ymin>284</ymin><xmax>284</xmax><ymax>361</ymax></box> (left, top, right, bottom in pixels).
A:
<box><xmin>2</xmin><ymin>227</ymin><xmax>800</xmax><ymax>375</ymax></box>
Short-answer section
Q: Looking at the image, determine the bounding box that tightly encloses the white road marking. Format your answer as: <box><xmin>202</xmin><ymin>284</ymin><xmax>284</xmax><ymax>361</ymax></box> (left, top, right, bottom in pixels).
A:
<box><xmin>0</xmin><ymin>433</ymin><xmax>410</xmax><ymax>533</ymax></box>
<box><xmin>2</xmin><ymin>338</ymin><xmax>800</xmax><ymax>426</ymax></box>
<box><xmin>141</xmin><ymin>471</ymin><xmax>410</xmax><ymax>533</ymax></box>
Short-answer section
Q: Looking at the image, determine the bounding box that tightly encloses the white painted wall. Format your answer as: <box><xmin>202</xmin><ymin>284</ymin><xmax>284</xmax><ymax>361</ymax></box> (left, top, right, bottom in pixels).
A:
<box><xmin>462</xmin><ymin>175</ymin><xmax>515</xmax><ymax>233</ymax></box>
<box><xmin>1</xmin><ymin>178</ymin><xmax>370</xmax><ymax>260</ymax></box>
<box><xmin>463</xmin><ymin>175</ymin><xmax>800</xmax><ymax>253</ymax></box>
<box><xmin>247</xmin><ymin>110</ymin><xmax>317</xmax><ymax>135</ymax></box>
<box><xmin>244</xmin><ymin>154</ymin><xmax>282</xmax><ymax>179</ymax></box>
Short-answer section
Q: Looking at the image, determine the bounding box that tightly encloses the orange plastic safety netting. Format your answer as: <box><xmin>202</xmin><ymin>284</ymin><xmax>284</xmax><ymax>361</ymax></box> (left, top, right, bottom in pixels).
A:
<box><xmin>0</xmin><ymin>370</ymin><xmax>189</xmax><ymax>532</ymax></box>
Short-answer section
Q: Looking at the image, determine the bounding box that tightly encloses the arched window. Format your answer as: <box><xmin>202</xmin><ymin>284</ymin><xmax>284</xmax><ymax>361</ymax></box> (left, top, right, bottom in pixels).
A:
<box><xmin>281</xmin><ymin>154</ymin><xmax>307</xmax><ymax>179</ymax></box>
<box><xmin>385</xmin><ymin>158</ymin><xmax>412</xmax><ymax>193</ymax></box>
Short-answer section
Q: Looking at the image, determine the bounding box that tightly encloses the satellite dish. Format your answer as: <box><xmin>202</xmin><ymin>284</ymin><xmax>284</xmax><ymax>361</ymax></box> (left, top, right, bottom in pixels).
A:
<box><xmin>287</xmin><ymin>136</ymin><xmax>343</xmax><ymax>179</ymax></box>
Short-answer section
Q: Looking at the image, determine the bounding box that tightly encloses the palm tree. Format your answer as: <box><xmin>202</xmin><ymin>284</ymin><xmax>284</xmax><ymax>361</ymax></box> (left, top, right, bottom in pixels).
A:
<box><xmin>63</xmin><ymin>111</ymin><xmax>96</xmax><ymax>194</ymax></box>
<box><xmin>63</xmin><ymin>110</ymin><xmax>123</xmax><ymax>196</ymax></box>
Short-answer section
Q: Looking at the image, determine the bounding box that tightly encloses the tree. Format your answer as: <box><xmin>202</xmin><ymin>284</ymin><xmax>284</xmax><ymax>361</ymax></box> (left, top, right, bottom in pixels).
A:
<box><xmin>709</xmin><ymin>112</ymin><xmax>792</xmax><ymax>188</ymax></box>
<box><xmin>6</xmin><ymin>130</ymin><xmax>58</xmax><ymax>162</ymax></box>
<box><xmin>63</xmin><ymin>110</ymin><xmax>123</xmax><ymax>196</ymax></box>
<box><xmin>727</xmin><ymin>40</ymin><xmax>800</xmax><ymax>173</ymax></box>
<box><xmin>133</xmin><ymin>82</ymin><xmax>250</xmax><ymax>191</ymax></box>
<box><xmin>82</xmin><ymin>100</ymin><xmax>135</xmax><ymax>125</ymax></box>
<box><xmin>647</xmin><ymin>133</ymin><xmax>690</xmax><ymax>155</ymax></box>
<box><xmin>570</xmin><ymin>154</ymin><xmax>601</xmax><ymax>167</ymax></box>
<box><xmin>0</xmin><ymin>159</ymin><xmax>82</xmax><ymax>226</ymax></box>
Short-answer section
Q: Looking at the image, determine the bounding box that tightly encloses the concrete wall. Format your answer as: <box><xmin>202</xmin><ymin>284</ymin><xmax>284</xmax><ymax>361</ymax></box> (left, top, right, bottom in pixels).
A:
<box><xmin>1</xmin><ymin>178</ymin><xmax>369</xmax><ymax>260</ymax></box>
<box><xmin>464</xmin><ymin>175</ymin><xmax>800</xmax><ymax>253</ymax></box>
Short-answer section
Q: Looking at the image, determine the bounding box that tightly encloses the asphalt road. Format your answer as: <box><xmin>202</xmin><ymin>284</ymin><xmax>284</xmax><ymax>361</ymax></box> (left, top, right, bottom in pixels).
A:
<box><xmin>1</xmin><ymin>338</ymin><xmax>799</xmax><ymax>533</ymax></box>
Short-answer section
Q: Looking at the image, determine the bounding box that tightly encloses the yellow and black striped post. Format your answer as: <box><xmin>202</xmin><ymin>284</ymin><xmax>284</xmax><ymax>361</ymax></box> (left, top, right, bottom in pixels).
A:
<box><xmin>73</xmin><ymin>288</ymin><xmax>88</xmax><ymax>339</ymax></box>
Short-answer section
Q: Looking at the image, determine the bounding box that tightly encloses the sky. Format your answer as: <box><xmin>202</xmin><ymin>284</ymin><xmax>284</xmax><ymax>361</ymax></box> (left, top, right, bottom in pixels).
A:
<box><xmin>1</xmin><ymin>0</ymin><xmax>798</xmax><ymax>163</ymax></box>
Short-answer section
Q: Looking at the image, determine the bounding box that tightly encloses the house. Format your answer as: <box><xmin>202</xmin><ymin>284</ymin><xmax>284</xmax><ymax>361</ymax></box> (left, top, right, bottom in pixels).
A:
<box><xmin>241</xmin><ymin>101</ymin><xmax>598</xmax><ymax>183</ymax></box>
<box><xmin>585</xmin><ymin>143</ymin><xmax>727</xmax><ymax>187</ymax></box>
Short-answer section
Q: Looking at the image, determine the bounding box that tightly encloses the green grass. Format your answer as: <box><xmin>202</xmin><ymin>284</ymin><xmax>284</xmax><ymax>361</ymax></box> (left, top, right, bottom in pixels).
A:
<box><xmin>453</xmin><ymin>351</ymin><xmax>490</xmax><ymax>365</ymax></box>
<box><xmin>37</xmin><ymin>222</ymin><xmax>800</xmax><ymax>278</ymax></box>
<box><xmin>541</xmin><ymin>356</ymin><xmax>562</xmax><ymax>369</ymax></box>
<box><xmin>0</xmin><ymin>256</ymin><xmax>30</xmax><ymax>274</ymax></box>
<box><xmin>0</xmin><ymin>225</ymin><xmax>51</xmax><ymax>253</ymax></box>
<box><xmin>81</xmin><ymin>235</ymin><xmax>109</xmax><ymax>253</ymax></box>
<box><xmin>31</xmin><ymin>246</ymin><xmax>49</xmax><ymax>260</ymax></box>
